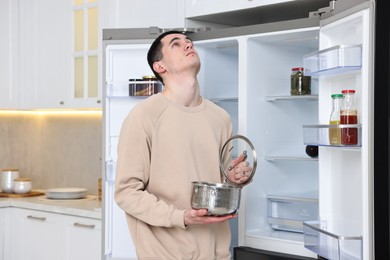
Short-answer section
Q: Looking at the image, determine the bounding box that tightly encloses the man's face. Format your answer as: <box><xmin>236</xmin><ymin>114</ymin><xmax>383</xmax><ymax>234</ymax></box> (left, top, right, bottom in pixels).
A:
<box><xmin>157</xmin><ymin>33</ymin><xmax>201</xmax><ymax>76</ymax></box>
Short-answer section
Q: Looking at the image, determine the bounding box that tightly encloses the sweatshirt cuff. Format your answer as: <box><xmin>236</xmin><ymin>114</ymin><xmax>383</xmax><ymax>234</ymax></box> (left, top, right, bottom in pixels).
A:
<box><xmin>171</xmin><ymin>209</ymin><xmax>186</xmax><ymax>229</ymax></box>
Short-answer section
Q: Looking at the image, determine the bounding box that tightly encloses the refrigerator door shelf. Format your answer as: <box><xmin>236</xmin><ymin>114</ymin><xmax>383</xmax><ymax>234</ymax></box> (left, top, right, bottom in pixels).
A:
<box><xmin>303</xmin><ymin>220</ymin><xmax>362</xmax><ymax>260</ymax></box>
<box><xmin>302</xmin><ymin>124</ymin><xmax>362</xmax><ymax>147</ymax></box>
<box><xmin>303</xmin><ymin>45</ymin><xmax>362</xmax><ymax>76</ymax></box>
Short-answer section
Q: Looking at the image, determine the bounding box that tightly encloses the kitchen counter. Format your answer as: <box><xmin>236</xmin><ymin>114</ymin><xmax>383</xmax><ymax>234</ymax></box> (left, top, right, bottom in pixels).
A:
<box><xmin>0</xmin><ymin>194</ymin><xmax>102</xmax><ymax>219</ymax></box>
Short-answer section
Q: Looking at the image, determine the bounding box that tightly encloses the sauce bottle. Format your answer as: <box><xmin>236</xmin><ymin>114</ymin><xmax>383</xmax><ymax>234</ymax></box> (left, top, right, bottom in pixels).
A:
<box><xmin>340</xmin><ymin>89</ymin><xmax>358</xmax><ymax>145</ymax></box>
<box><xmin>329</xmin><ymin>93</ymin><xmax>343</xmax><ymax>145</ymax></box>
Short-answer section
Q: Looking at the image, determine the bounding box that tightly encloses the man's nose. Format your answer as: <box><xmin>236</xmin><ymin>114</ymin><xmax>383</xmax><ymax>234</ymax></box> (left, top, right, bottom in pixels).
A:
<box><xmin>185</xmin><ymin>42</ymin><xmax>193</xmax><ymax>50</ymax></box>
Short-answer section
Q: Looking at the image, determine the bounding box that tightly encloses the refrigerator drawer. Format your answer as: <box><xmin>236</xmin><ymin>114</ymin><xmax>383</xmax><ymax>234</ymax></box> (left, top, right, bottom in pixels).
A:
<box><xmin>267</xmin><ymin>194</ymin><xmax>318</xmax><ymax>233</ymax></box>
<box><xmin>303</xmin><ymin>221</ymin><xmax>362</xmax><ymax>260</ymax></box>
<box><xmin>303</xmin><ymin>44</ymin><xmax>362</xmax><ymax>76</ymax></box>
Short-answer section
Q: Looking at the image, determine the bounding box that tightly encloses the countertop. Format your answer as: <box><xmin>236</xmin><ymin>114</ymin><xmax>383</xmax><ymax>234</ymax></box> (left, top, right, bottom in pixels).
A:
<box><xmin>0</xmin><ymin>192</ymin><xmax>102</xmax><ymax>219</ymax></box>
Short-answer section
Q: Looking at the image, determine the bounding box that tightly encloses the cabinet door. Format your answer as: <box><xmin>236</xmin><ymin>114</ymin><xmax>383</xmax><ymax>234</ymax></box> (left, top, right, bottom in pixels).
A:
<box><xmin>18</xmin><ymin>0</ymin><xmax>72</xmax><ymax>109</ymax></box>
<box><xmin>185</xmin><ymin>0</ymin><xmax>289</xmax><ymax>18</ymax></box>
<box><xmin>0</xmin><ymin>0</ymin><xmax>19</xmax><ymax>109</ymax></box>
<box><xmin>10</xmin><ymin>208</ymin><xmax>63</xmax><ymax>260</ymax></box>
<box><xmin>0</xmin><ymin>208</ymin><xmax>11</xmax><ymax>260</ymax></box>
<box><xmin>62</xmin><ymin>215</ymin><xmax>102</xmax><ymax>260</ymax></box>
<box><xmin>101</xmin><ymin>0</ymin><xmax>185</xmax><ymax>28</ymax></box>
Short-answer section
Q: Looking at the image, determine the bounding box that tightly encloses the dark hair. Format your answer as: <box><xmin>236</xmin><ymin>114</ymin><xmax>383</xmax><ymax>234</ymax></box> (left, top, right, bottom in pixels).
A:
<box><xmin>147</xmin><ymin>30</ymin><xmax>186</xmax><ymax>84</ymax></box>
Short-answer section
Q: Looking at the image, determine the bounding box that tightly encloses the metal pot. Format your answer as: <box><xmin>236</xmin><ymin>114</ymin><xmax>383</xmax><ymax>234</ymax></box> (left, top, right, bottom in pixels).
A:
<box><xmin>191</xmin><ymin>135</ymin><xmax>257</xmax><ymax>215</ymax></box>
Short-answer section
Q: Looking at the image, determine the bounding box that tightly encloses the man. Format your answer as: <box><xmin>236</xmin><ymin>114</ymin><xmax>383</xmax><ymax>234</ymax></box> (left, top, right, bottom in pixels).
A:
<box><xmin>115</xmin><ymin>30</ymin><xmax>250</xmax><ymax>259</ymax></box>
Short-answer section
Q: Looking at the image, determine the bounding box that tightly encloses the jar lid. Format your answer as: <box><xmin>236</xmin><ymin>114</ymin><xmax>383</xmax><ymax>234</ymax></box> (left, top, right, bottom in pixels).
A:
<box><xmin>292</xmin><ymin>67</ymin><xmax>304</xmax><ymax>71</ymax></box>
<box><xmin>14</xmin><ymin>177</ymin><xmax>31</xmax><ymax>182</ymax></box>
<box><xmin>142</xmin><ymin>75</ymin><xmax>157</xmax><ymax>80</ymax></box>
<box><xmin>331</xmin><ymin>94</ymin><xmax>344</xmax><ymax>98</ymax></box>
<box><xmin>341</xmin><ymin>89</ymin><xmax>355</xmax><ymax>94</ymax></box>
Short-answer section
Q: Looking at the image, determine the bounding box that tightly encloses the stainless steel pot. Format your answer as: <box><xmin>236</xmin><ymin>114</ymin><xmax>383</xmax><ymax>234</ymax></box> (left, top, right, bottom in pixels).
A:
<box><xmin>191</xmin><ymin>135</ymin><xmax>257</xmax><ymax>215</ymax></box>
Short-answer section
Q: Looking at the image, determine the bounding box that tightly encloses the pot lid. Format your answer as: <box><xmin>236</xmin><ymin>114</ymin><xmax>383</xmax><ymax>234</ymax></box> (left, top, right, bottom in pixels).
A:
<box><xmin>220</xmin><ymin>135</ymin><xmax>257</xmax><ymax>187</ymax></box>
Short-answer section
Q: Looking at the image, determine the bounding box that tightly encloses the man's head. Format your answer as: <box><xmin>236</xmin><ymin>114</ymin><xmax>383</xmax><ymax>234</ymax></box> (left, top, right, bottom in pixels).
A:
<box><xmin>147</xmin><ymin>30</ymin><xmax>199</xmax><ymax>84</ymax></box>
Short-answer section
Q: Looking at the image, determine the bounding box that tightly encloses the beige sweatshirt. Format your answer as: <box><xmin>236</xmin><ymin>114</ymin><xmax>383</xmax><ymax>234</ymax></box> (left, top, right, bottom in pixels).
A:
<box><xmin>115</xmin><ymin>93</ymin><xmax>233</xmax><ymax>260</ymax></box>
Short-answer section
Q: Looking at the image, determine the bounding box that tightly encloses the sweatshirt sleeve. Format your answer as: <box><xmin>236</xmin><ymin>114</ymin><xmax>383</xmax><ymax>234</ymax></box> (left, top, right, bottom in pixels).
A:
<box><xmin>114</xmin><ymin>108</ymin><xmax>186</xmax><ymax>229</ymax></box>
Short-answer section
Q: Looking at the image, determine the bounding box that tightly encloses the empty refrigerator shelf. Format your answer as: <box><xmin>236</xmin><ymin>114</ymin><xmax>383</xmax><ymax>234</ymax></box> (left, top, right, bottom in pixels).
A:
<box><xmin>303</xmin><ymin>45</ymin><xmax>362</xmax><ymax>76</ymax></box>
<box><xmin>265</xmin><ymin>155</ymin><xmax>318</xmax><ymax>161</ymax></box>
<box><xmin>303</xmin><ymin>221</ymin><xmax>362</xmax><ymax>260</ymax></box>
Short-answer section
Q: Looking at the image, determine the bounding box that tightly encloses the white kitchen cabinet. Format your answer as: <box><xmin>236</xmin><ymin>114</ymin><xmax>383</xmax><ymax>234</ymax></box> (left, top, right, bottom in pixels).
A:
<box><xmin>10</xmin><ymin>208</ymin><xmax>63</xmax><ymax>260</ymax></box>
<box><xmin>0</xmin><ymin>0</ymin><xmax>19</xmax><ymax>109</ymax></box>
<box><xmin>18</xmin><ymin>0</ymin><xmax>73</xmax><ymax>109</ymax></box>
<box><xmin>100</xmin><ymin>0</ymin><xmax>185</xmax><ymax>29</ymax></box>
<box><xmin>9</xmin><ymin>207</ymin><xmax>102</xmax><ymax>260</ymax></box>
<box><xmin>185</xmin><ymin>0</ymin><xmax>293</xmax><ymax>18</ymax></box>
<box><xmin>0</xmin><ymin>208</ymin><xmax>11</xmax><ymax>260</ymax></box>
<box><xmin>62</xmin><ymin>215</ymin><xmax>102</xmax><ymax>260</ymax></box>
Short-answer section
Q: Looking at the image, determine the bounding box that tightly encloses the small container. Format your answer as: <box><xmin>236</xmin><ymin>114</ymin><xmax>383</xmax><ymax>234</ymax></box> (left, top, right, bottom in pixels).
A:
<box><xmin>1</xmin><ymin>169</ymin><xmax>20</xmax><ymax>193</ymax></box>
<box><xmin>13</xmin><ymin>178</ymin><xmax>32</xmax><ymax>194</ymax></box>
<box><xmin>129</xmin><ymin>76</ymin><xmax>162</xmax><ymax>96</ymax></box>
<box><xmin>290</xmin><ymin>67</ymin><xmax>311</xmax><ymax>95</ymax></box>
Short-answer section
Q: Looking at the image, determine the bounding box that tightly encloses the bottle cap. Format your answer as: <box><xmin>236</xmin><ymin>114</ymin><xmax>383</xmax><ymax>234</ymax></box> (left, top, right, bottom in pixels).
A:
<box><xmin>331</xmin><ymin>94</ymin><xmax>343</xmax><ymax>98</ymax></box>
<box><xmin>341</xmin><ymin>89</ymin><xmax>355</xmax><ymax>94</ymax></box>
<box><xmin>292</xmin><ymin>67</ymin><xmax>304</xmax><ymax>71</ymax></box>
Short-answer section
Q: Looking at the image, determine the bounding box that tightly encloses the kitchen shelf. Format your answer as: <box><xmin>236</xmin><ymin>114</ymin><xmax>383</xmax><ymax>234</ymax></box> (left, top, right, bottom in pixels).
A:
<box><xmin>303</xmin><ymin>221</ymin><xmax>362</xmax><ymax>260</ymax></box>
<box><xmin>264</xmin><ymin>155</ymin><xmax>318</xmax><ymax>161</ymax></box>
<box><xmin>303</xmin><ymin>124</ymin><xmax>362</xmax><ymax>147</ymax></box>
<box><xmin>265</xmin><ymin>95</ymin><xmax>318</xmax><ymax>102</ymax></box>
<box><xmin>303</xmin><ymin>45</ymin><xmax>362</xmax><ymax>76</ymax></box>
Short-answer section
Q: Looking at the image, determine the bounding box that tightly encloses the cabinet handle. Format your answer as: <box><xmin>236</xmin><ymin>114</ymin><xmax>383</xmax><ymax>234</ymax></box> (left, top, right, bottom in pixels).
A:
<box><xmin>27</xmin><ymin>215</ymin><xmax>47</xmax><ymax>221</ymax></box>
<box><xmin>73</xmin><ymin>222</ymin><xmax>96</xmax><ymax>229</ymax></box>
<box><xmin>97</xmin><ymin>100</ymin><xmax>101</xmax><ymax>104</ymax></box>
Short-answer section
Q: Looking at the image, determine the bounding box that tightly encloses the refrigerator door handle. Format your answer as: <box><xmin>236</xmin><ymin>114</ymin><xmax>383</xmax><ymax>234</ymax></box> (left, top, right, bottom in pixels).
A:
<box><xmin>105</xmin><ymin>159</ymin><xmax>115</xmax><ymax>183</ymax></box>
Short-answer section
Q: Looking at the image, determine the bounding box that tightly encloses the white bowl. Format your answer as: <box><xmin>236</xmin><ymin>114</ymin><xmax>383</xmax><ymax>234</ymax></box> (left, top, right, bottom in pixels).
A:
<box><xmin>13</xmin><ymin>178</ymin><xmax>32</xmax><ymax>194</ymax></box>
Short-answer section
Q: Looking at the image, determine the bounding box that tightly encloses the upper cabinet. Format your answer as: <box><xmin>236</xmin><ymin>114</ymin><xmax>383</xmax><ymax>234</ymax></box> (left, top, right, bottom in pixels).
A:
<box><xmin>0</xmin><ymin>0</ymin><xmax>19</xmax><ymax>109</ymax></box>
<box><xmin>18</xmin><ymin>0</ymin><xmax>72</xmax><ymax>109</ymax></box>
<box><xmin>184</xmin><ymin>0</ymin><xmax>331</xmax><ymax>27</ymax></box>
<box><xmin>0</xmin><ymin>0</ymin><xmax>101</xmax><ymax>110</ymax></box>
<box><xmin>100</xmin><ymin>0</ymin><xmax>185</xmax><ymax>29</ymax></box>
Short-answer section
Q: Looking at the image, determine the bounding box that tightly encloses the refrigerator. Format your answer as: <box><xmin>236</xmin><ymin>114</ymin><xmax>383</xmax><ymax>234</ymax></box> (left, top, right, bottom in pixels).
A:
<box><xmin>102</xmin><ymin>0</ymin><xmax>389</xmax><ymax>259</ymax></box>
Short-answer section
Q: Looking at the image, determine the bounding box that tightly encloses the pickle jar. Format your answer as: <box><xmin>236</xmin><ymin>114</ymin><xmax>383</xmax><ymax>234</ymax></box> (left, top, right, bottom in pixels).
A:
<box><xmin>290</xmin><ymin>67</ymin><xmax>311</xmax><ymax>95</ymax></box>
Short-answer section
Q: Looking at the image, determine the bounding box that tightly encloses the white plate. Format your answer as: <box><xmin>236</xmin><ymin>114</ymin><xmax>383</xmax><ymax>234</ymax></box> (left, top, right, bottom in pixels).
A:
<box><xmin>46</xmin><ymin>188</ymin><xmax>88</xmax><ymax>199</ymax></box>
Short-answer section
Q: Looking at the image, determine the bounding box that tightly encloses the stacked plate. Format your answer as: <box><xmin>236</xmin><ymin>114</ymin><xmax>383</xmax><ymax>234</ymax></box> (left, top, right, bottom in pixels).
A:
<box><xmin>45</xmin><ymin>188</ymin><xmax>88</xmax><ymax>199</ymax></box>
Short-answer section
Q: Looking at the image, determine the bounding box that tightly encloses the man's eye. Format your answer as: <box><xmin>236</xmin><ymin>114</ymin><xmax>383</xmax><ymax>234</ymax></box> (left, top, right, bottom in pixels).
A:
<box><xmin>172</xmin><ymin>42</ymin><xmax>180</xmax><ymax>47</ymax></box>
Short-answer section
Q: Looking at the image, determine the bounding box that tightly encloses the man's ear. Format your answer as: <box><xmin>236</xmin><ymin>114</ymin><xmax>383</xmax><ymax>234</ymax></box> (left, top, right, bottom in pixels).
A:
<box><xmin>153</xmin><ymin>61</ymin><xmax>165</xmax><ymax>73</ymax></box>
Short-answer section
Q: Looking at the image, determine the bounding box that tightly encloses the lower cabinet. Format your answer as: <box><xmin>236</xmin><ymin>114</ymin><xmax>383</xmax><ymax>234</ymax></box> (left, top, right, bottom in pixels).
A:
<box><xmin>0</xmin><ymin>208</ymin><xmax>11</xmax><ymax>260</ymax></box>
<box><xmin>9</xmin><ymin>208</ymin><xmax>101</xmax><ymax>260</ymax></box>
<box><xmin>62</xmin><ymin>215</ymin><xmax>102</xmax><ymax>260</ymax></box>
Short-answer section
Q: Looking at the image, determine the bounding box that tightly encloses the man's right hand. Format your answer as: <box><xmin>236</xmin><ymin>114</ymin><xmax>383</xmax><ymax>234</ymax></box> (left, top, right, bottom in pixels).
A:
<box><xmin>184</xmin><ymin>208</ymin><xmax>236</xmax><ymax>225</ymax></box>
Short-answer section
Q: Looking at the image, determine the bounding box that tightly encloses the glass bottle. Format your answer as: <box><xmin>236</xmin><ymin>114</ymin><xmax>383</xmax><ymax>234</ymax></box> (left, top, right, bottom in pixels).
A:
<box><xmin>329</xmin><ymin>93</ymin><xmax>343</xmax><ymax>145</ymax></box>
<box><xmin>340</xmin><ymin>89</ymin><xmax>358</xmax><ymax>145</ymax></box>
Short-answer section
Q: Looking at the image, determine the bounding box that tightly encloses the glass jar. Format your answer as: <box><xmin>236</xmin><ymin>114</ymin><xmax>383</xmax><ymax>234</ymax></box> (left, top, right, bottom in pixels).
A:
<box><xmin>329</xmin><ymin>93</ymin><xmax>343</xmax><ymax>145</ymax></box>
<box><xmin>290</xmin><ymin>67</ymin><xmax>311</xmax><ymax>95</ymax></box>
<box><xmin>340</xmin><ymin>89</ymin><xmax>358</xmax><ymax>145</ymax></box>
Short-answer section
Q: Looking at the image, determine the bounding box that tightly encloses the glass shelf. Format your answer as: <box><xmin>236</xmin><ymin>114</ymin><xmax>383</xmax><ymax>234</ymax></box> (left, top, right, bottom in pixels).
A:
<box><xmin>265</xmin><ymin>155</ymin><xmax>318</xmax><ymax>161</ymax></box>
<box><xmin>303</xmin><ymin>45</ymin><xmax>362</xmax><ymax>76</ymax></box>
<box><xmin>304</xmin><ymin>221</ymin><xmax>362</xmax><ymax>260</ymax></box>
<box><xmin>210</xmin><ymin>97</ymin><xmax>238</xmax><ymax>103</ymax></box>
<box><xmin>265</xmin><ymin>95</ymin><xmax>318</xmax><ymax>102</ymax></box>
<box><xmin>106</xmin><ymin>81</ymin><xmax>163</xmax><ymax>98</ymax></box>
<box><xmin>303</xmin><ymin>124</ymin><xmax>362</xmax><ymax>147</ymax></box>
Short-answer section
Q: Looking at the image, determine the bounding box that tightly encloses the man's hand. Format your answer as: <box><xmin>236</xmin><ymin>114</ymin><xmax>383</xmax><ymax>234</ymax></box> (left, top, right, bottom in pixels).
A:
<box><xmin>184</xmin><ymin>208</ymin><xmax>236</xmax><ymax>225</ymax></box>
<box><xmin>227</xmin><ymin>152</ymin><xmax>253</xmax><ymax>184</ymax></box>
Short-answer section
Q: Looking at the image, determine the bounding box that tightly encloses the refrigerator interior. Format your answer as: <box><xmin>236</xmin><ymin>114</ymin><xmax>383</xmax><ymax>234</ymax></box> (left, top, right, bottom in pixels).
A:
<box><xmin>104</xmin><ymin>43</ymin><xmax>154</xmax><ymax>260</ymax></box>
<box><xmin>194</xmin><ymin>27</ymin><xmax>320</xmax><ymax>258</ymax></box>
